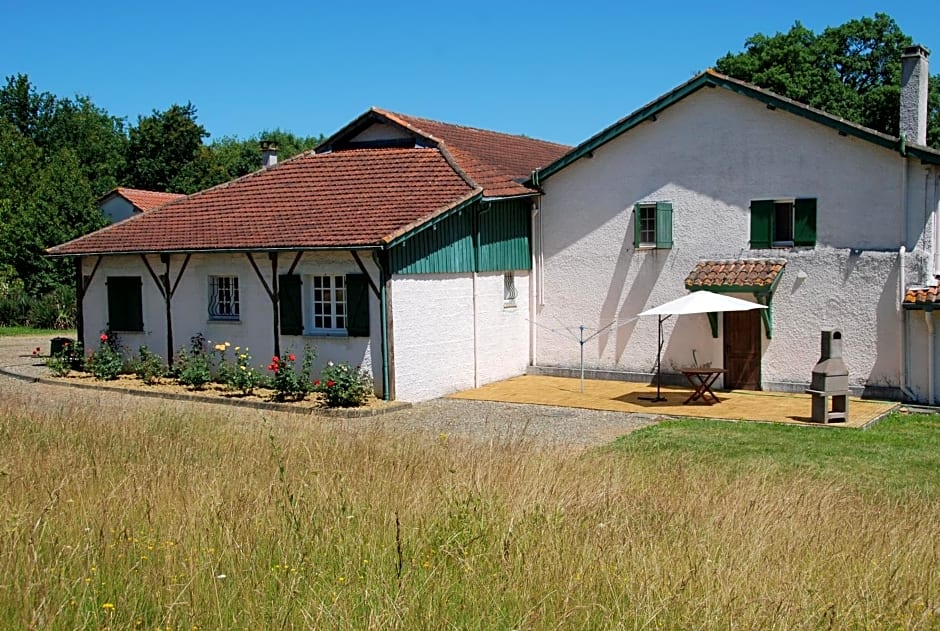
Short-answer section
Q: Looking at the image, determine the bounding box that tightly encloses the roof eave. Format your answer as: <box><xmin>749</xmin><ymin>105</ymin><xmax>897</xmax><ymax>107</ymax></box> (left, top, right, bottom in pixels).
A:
<box><xmin>46</xmin><ymin>244</ymin><xmax>385</xmax><ymax>258</ymax></box>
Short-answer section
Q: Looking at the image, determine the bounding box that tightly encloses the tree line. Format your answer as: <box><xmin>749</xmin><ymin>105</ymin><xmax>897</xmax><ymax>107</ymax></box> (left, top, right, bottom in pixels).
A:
<box><xmin>0</xmin><ymin>76</ymin><xmax>322</xmax><ymax>326</ymax></box>
<box><xmin>0</xmin><ymin>12</ymin><xmax>936</xmax><ymax>329</ymax></box>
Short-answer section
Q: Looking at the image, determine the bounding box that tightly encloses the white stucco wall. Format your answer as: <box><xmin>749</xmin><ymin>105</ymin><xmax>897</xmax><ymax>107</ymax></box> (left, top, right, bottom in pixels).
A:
<box><xmin>80</xmin><ymin>251</ymin><xmax>383</xmax><ymax>396</ymax></box>
<box><xmin>390</xmin><ymin>271</ymin><xmax>530</xmax><ymax>401</ymax></box>
<box><xmin>535</xmin><ymin>86</ymin><xmax>935</xmax><ymax>396</ymax></box>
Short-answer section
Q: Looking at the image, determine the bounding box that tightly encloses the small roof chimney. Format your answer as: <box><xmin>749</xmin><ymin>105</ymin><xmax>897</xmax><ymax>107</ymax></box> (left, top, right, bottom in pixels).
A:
<box><xmin>260</xmin><ymin>139</ymin><xmax>278</xmax><ymax>168</ymax></box>
<box><xmin>900</xmin><ymin>45</ymin><xmax>930</xmax><ymax>145</ymax></box>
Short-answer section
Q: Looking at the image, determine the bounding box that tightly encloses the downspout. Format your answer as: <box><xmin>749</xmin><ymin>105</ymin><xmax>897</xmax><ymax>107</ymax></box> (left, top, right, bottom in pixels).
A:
<box><xmin>899</xmin><ymin>246</ymin><xmax>915</xmax><ymax>400</ymax></box>
<box><xmin>529</xmin><ymin>199</ymin><xmax>539</xmax><ymax>366</ymax></box>
<box><xmin>471</xmin><ymin>206</ymin><xmax>481</xmax><ymax>388</ymax></box>
<box><xmin>925</xmin><ymin>310</ymin><xmax>935</xmax><ymax>405</ymax></box>
<box><xmin>372</xmin><ymin>251</ymin><xmax>391</xmax><ymax>401</ymax></box>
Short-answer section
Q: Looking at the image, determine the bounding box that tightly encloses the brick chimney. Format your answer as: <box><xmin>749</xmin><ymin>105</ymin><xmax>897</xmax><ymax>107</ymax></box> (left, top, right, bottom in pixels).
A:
<box><xmin>260</xmin><ymin>139</ymin><xmax>278</xmax><ymax>168</ymax></box>
<box><xmin>901</xmin><ymin>45</ymin><xmax>930</xmax><ymax>145</ymax></box>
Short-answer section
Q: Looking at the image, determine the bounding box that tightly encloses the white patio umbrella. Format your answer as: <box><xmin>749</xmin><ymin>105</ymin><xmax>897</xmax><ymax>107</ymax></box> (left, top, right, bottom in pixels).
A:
<box><xmin>637</xmin><ymin>291</ymin><xmax>767</xmax><ymax>401</ymax></box>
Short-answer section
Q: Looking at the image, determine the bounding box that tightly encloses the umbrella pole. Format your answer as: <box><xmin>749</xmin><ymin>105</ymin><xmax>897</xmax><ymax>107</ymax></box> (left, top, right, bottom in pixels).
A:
<box><xmin>640</xmin><ymin>314</ymin><xmax>668</xmax><ymax>402</ymax></box>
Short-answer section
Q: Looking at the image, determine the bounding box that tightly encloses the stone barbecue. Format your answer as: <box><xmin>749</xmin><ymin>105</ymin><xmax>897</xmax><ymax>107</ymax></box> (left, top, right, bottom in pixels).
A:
<box><xmin>807</xmin><ymin>329</ymin><xmax>849</xmax><ymax>423</ymax></box>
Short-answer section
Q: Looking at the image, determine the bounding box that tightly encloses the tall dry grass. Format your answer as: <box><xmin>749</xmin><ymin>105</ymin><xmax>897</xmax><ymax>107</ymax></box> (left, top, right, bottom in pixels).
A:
<box><xmin>0</xmin><ymin>387</ymin><xmax>937</xmax><ymax>629</ymax></box>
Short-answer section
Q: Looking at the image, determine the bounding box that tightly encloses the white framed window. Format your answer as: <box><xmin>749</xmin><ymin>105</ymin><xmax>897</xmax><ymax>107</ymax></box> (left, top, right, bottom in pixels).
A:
<box><xmin>209</xmin><ymin>275</ymin><xmax>240</xmax><ymax>321</ymax></box>
<box><xmin>632</xmin><ymin>202</ymin><xmax>673</xmax><ymax>249</ymax></box>
<box><xmin>308</xmin><ymin>275</ymin><xmax>346</xmax><ymax>333</ymax></box>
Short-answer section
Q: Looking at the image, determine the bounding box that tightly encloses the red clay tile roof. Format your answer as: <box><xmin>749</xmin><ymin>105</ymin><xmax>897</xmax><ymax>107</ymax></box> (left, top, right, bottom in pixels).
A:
<box><xmin>378</xmin><ymin>109</ymin><xmax>571</xmax><ymax>197</ymax></box>
<box><xmin>903</xmin><ymin>285</ymin><xmax>940</xmax><ymax>307</ymax></box>
<box><xmin>685</xmin><ymin>258</ymin><xmax>787</xmax><ymax>290</ymax></box>
<box><xmin>106</xmin><ymin>187</ymin><xmax>186</xmax><ymax>211</ymax></box>
<box><xmin>50</xmin><ymin>148</ymin><xmax>477</xmax><ymax>255</ymax></box>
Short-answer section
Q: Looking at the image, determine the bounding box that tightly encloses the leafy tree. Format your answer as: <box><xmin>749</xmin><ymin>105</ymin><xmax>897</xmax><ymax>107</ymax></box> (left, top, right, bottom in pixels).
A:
<box><xmin>172</xmin><ymin>128</ymin><xmax>323</xmax><ymax>192</ymax></box>
<box><xmin>716</xmin><ymin>13</ymin><xmax>940</xmax><ymax>146</ymax></box>
<box><xmin>123</xmin><ymin>102</ymin><xmax>207</xmax><ymax>192</ymax></box>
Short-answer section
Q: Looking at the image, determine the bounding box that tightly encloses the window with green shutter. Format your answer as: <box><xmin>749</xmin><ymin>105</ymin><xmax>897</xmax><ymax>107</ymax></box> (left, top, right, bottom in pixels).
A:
<box><xmin>346</xmin><ymin>274</ymin><xmax>370</xmax><ymax>337</ymax></box>
<box><xmin>278</xmin><ymin>274</ymin><xmax>303</xmax><ymax>335</ymax></box>
<box><xmin>750</xmin><ymin>198</ymin><xmax>816</xmax><ymax>248</ymax></box>
<box><xmin>106</xmin><ymin>276</ymin><xmax>143</xmax><ymax>331</ymax></box>
<box><xmin>633</xmin><ymin>201</ymin><xmax>673</xmax><ymax>249</ymax></box>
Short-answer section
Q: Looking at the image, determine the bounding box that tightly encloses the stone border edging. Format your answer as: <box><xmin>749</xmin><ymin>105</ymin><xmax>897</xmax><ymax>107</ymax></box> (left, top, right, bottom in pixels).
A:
<box><xmin>0</xmin><ymin>365</ymin><xmax>411</xmax><ymax>418</ymax></box>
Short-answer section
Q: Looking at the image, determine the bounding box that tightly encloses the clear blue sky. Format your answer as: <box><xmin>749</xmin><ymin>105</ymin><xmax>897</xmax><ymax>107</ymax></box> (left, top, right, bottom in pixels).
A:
<box><xmin>2</xmin><ymin>0</ymin><xmax>939</xmax><ymax>146</ymax></box>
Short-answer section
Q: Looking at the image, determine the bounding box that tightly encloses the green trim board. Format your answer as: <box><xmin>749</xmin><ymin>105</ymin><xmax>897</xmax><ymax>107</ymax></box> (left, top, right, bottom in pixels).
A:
<box><xmin>529</xmin><ymin>71</ymin><xmax>940</xmax><ymax>185</ymax></box>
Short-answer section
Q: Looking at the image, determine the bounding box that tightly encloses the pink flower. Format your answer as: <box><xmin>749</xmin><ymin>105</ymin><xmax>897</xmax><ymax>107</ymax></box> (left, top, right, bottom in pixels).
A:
<box><xmin>100</xmin><ymin>334</ymin><xmax>108</xmax><ymax>342</ymax></box>
<box><xmin>288</xmin><ymin>354</ymin><xmax>296</xmax><ymax>362</ymax></box>
<box><xmin>271</xmin><ymin>356</ymin><xmax>279</xmax><ymax>363</ymax></box>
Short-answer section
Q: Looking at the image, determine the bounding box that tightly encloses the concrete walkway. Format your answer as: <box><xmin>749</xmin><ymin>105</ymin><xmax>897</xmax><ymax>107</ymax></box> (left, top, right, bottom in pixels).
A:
<box><xmin>449</xmin><ymin>375</ymin><xmax>899</xmax><ymax>428</ymax></box>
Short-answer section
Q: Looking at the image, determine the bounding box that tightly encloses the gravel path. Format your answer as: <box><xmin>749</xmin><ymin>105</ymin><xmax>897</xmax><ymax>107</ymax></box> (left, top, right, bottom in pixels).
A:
<box><xmin>0</xmin><ymin>334</ymin><xmax>659</xmax><ymax>448</ymax></box>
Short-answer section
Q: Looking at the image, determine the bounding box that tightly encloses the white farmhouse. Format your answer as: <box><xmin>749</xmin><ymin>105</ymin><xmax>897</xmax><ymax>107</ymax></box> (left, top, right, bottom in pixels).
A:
<box><xmin>49</xmin><ymin>110</ymin><xmax>569</xmax><ymax>401</ymax></box>
<box><xmin>50</xmin><ymin>46</ymin><xmax>940</xmax><ymax>404</ymax></box>
<box><xmin>529</xmin><ymin>46</ymin><xmax>940</xmax><ymax>403</ymax></box>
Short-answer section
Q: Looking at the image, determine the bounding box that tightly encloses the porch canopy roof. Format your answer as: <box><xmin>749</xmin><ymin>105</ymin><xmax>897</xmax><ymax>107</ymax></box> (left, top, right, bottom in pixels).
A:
<box><xmin>638</xmin><ymin>290</ymin><xmax>767</xmax><ymax>317</ymax></box>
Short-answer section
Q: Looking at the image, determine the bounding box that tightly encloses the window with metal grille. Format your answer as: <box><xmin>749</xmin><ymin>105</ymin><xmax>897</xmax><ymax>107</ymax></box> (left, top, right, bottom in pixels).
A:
<box><xmin>208</xmin><ymin>276</ymin><xmax>239</xmax><ymax>320</ymax></box>
<box><xmin>311</xmin><ymin>275</ymin><xmax>346</xmax><ymax>333</ymax></box>
<box><xmin>503</xmin><ymin>271</ymin><xmax>517</xmax><ymax>308</ymax></box>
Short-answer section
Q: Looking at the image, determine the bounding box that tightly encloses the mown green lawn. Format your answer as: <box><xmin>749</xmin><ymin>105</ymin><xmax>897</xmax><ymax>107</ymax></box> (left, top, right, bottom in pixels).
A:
<box><xmin>0</xmin><ymin>326</ymin><xmax>74</xmax><ymax>337</ymax></box>
<box><xmin>613</xmin><ymin>412</ymin><xmax>940</xmax><ymax>496</ymax></box>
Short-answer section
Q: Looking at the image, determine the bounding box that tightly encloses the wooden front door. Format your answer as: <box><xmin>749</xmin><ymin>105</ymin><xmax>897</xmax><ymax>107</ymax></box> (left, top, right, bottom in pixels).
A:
<box><xmin>724</xmin><ymin>310</ymin><xmax>761</xmax><ymax>390</ymax></box>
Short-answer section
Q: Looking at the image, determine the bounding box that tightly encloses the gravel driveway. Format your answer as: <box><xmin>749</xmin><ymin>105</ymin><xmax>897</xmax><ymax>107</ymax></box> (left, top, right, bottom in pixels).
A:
<box><xmin>0</xmin><ymin>334</ymin><xmax>658</xmax><ymax>448</ymax></box>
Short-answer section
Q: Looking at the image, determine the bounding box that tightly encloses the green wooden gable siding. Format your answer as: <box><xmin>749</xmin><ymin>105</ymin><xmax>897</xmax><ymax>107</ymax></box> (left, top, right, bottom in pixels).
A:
<box><xmin>477</xmin><ymin>200</ymin><xmax>531</xmax><ymax>271</ymax></box>
<box><xmin>389</xmin><ymin>210</ymin><xmax>475</xmax><ymax>274</ymax></box>
<box><xmin>389</xmin><ymin>199</ymin><xmax>531</xmax><ymax>275</ymax></box>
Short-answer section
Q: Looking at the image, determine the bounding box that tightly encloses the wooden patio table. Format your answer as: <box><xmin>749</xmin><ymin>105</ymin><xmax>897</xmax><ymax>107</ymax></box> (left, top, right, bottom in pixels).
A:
<box><xmin>681</xmin><ymin>367</ymin><xmax>726</xmax><ymax>404</ymax></box>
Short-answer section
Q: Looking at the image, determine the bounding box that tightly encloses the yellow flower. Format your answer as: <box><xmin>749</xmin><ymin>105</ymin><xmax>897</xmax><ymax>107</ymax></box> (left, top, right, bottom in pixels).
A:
<box><xmin>240</xmin><ymin>365</ymin><xmax>246</xmax><ymax>371</ymax></box>
<box><xmin>214</xmin><ymin>344</ymin><xmax>226</xmax><ymax>352</ymax></box>
<box><xmin>102</xmin><ymin>602</ymin><xmax>115</xmax><ymax>610</ymax></box>
<box><xmin>224</xmin><ymin>341</ymin><xmax>231</xmax><ymax>347</ymax></box>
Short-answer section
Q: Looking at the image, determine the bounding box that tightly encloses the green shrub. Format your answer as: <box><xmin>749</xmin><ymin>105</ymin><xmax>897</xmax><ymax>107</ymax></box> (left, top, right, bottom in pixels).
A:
<box><xmin>175</xmin><ymin>346</ymin><xmax>212</xmax><ymax>390</ymax></box>
<box><xmin>45</xmin><ymin>354</ymin><xmax>71</xmax><ymax>377</ymax></box>
<box><xmin>218</xmin><ymin>345</ymin><xmax>262</xmax><ymax>396</ymax></box>
<box><xmin>0</xmin><ymin>286</ymin><xmax>30</xmax><ymax>327</ymax></box>
<box><xmin>314</xmin><ymin>362</ymin><xmax>373</xmax><ymax>407</ymax></box>
<box><xmin>266</xmin><ymin>348</ymin><xmax>315</xmax><ymax>401</ymax></box>
<box><xmin>133</xmin><ymin>346</ymin><xmax>166</xmax><ymax>385</ymax></box>
<box><xmin>27</xmin><ymin>286</ymin><xmax>75</xmax><ymax>329</ymax></box>
<box><xmin>87</xmin><ymin>332</ymin><xmax>124</xmax><ymax>380</ymax></box>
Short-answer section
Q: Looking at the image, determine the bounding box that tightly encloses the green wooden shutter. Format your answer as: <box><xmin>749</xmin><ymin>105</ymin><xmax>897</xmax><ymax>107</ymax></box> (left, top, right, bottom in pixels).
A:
<box><xmin>106</xmin><ymin>276</ymin><xmax>143</xmax><ymax>331</ymax></box>
<box><xmin>278</xmin><ymin>274</ymin><xmax>303</xmax><ymax>335</ymax></box>
<box><xmin>750</xmin><ymin>200</ymin><xmax>774</xmax><ymax>249</ymax></box>
<box><xmin>346</xmin><ymin>274</ymin><xmax>370</xmax><ymax>337</ymax></box>
<box><xmin>632</xmin><ymin>204</ymin><xmax>642</xmax><ymax>248</ymax></box>
<box><xmin>794</xmin><ymin>198</ymin><xmax>817</xmax><ymax>246</ymax></box>
<box><xmin>655</xmin><ymin>201</ymin><xmax>673</xmax><ymax>248</ymax></box>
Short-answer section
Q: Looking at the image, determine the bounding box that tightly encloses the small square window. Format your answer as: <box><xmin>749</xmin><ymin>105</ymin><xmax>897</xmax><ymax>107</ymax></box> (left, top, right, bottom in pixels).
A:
<box><xmin>209</xmin><ymin>276</ymin><xmax>240</xmax><ymax>321</ymax></box>
<box><xmin>633</xmin><ymin>201</ymin><xmax>673</xmax><ymax>249</ymax></box>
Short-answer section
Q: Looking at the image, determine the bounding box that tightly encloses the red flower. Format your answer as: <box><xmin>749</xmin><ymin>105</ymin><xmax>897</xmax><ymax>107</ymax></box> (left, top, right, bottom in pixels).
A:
<box><xmin>271</xmin><ymin>356</ymin><xmax>279</xmax><ymax>363</ymax></box>
<box><xmin>327</xmin><ymin>380</ymin><xmax>336</xmax><ymax>387</ymax></box>
<box><xmin>313</xmin><ymin>379</ymin><xmax>320</xmax><ymax>386</ymax></box>
<box><xmin>100</xmin><ymin>334</ymin><xmax>108</xmax><ymax>342</ymax></box>
<box><xmin>288</xmin><ymin>354</ymin><xmax>296</xmax><ymax>362</ymax></box>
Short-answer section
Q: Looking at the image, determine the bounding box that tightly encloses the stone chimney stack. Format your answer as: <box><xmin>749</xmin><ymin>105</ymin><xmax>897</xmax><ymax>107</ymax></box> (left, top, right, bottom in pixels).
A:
<box><xmin>900</xmin><ymin>45</ymin><xmax>930</xmax><ymax>145</ymax></box>
<box><xmin>260</xmin><ymin>139</ymin><xmax>278</xmax><ymax>168</ymax></box>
